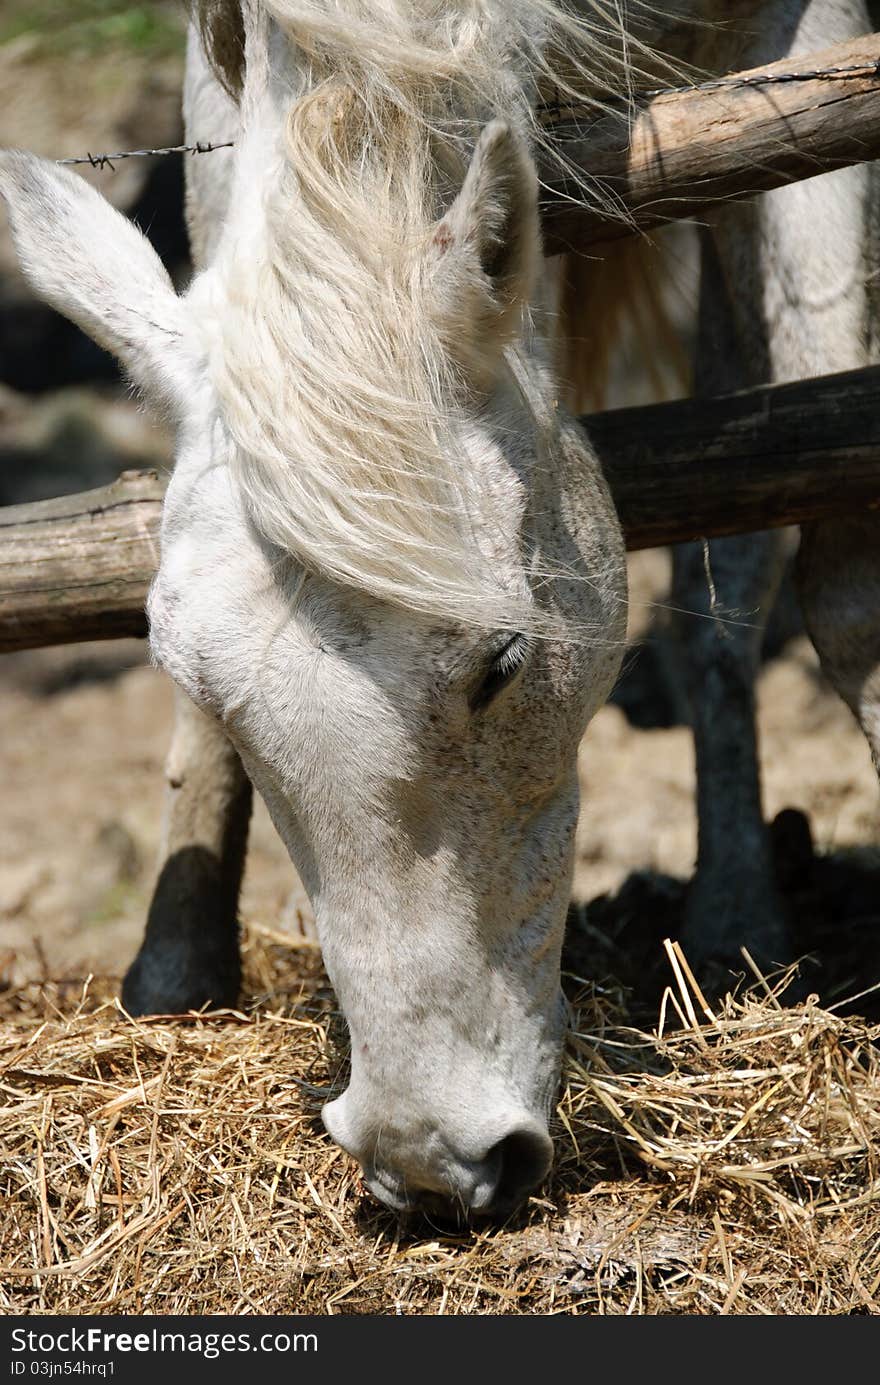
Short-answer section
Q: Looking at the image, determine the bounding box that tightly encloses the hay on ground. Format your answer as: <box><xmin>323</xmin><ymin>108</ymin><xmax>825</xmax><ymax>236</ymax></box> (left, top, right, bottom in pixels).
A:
<box><xmin>1</xmin><ymin>930</ymin><xmax>878</xmax><ymax>1315</ymax></box>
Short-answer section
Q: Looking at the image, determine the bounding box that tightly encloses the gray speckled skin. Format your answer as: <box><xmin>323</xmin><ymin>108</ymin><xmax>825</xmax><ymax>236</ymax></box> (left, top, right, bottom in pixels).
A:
<box><xmin>142</xmin><ymin>335</ymin><xmax>627</xmax><ymax>1214</ymax></box>
<box><xmin>798</xmin><ymin>515</ymin><xmax>880</xmax><ymax>778</ymax></box>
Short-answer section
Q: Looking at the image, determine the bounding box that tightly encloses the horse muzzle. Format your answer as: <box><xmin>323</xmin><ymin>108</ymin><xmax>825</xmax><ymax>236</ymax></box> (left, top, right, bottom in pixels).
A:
<box><xmin>323</xmin><ymin>1093</ymin><xmax>553</xmax><ymax>1218</ymax></box>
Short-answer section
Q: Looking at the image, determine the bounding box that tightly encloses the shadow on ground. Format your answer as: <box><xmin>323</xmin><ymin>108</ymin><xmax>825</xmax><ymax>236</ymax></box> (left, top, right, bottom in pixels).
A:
<box><xmin>566</xmin><ymin>813</ymin><xmax>880</xmax><ymax>1023</ymax></box>
<box><xmin>580</xmin><ymin>564</ymin><xmax>880</xmax><ymax>1022</ymax></box>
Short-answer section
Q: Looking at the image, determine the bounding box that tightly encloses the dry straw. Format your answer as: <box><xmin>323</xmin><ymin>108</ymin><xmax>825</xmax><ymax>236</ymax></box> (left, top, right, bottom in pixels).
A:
<box><xmin>1</xmin><ymin>929</ymin><xmax>878</xmax><ymax>1314</ymax></box>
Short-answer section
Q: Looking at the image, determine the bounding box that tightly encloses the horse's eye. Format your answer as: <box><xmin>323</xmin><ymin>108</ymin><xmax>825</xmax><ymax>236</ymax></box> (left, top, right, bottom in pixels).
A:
<box><xmin>469</xmin><ymin>634</ymin><xmax>529</xmax><ymax>712</ymax></box>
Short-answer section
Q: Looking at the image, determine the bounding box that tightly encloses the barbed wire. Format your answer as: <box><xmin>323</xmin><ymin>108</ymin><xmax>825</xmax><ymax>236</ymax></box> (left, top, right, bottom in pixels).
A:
<box><xmin>57</xmin><ymin>139</ymin><xmax>234</xmax><ymax>171</ymax></box>
<box><xmin>538</xmin><ymin>58</ymin><xmax>880</xmax><ymax>120</ymax></box>
<box><xmin>52</xmin><ymin>58</ymin><xmax>880</xmax><ymax>169</ymax></box>
<box><xmin>643</xmin><ymin>57</ymin><xmax>880</xmax><ymax>98</ymax></box>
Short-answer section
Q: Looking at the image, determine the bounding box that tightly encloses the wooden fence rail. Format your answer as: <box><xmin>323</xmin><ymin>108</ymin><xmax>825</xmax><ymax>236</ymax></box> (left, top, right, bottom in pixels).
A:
<box><xmin>540</xmin><ymin>33</ymin><xmax>880</xmax><ymax>251</ymax></box>
<box><xmin>2</xmin><ymin>364</ymin><xmax>879</xmax><ymax>653</ymax></box>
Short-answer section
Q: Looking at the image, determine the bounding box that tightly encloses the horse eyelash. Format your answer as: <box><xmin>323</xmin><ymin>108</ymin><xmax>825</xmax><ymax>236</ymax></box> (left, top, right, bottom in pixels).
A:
<box><xmin>469</xmin><ymin>632</ymin><xmax>530</xmax><ymax>712</ymax></box>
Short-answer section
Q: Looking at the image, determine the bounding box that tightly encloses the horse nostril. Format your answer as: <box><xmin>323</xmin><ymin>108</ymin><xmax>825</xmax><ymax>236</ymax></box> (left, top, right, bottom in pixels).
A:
<box><xmin>488</xmin><ymin>1125</ymin><xmax>554</xmax><ymax>1210</ymax></box>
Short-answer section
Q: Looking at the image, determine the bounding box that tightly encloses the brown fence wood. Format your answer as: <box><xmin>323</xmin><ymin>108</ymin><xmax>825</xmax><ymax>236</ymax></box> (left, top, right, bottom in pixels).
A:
<box><xmin>2</xmin><ymin>366</ymin><xmax>880</xmax><ymax>652</ymax></box>
<box><xmin>0</xmin><ymin>469</ymin><xmax>162</xmax><ymax>652</ymax></box>
<box><xmin>589</xmin><ymin>364</ymin><xmax>880</xmax><ymax>549</ymax></box>
<box><xmin>540</xmin><ymin>33</ymin><xmax>880</xmax><ymax>253</ymax></box>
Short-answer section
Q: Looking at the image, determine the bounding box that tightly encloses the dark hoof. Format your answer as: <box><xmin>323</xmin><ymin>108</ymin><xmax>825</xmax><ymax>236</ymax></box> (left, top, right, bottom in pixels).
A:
<box><xmin>122</xmin><ymin>943</ymin><xmax>241</xmax><ymax>1016</ymax></box>
<box><xmin>124</xmin><ymin>847</ymin><xmax>246</xmax><ymax>1015</ymax></box>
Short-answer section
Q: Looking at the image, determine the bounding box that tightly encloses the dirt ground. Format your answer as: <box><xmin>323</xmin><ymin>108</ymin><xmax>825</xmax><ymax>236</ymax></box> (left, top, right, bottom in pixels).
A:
<box><xmin>2</xmin><ymin>548</ymin><xmax>879</xmax><ymax>1018</ymax></box>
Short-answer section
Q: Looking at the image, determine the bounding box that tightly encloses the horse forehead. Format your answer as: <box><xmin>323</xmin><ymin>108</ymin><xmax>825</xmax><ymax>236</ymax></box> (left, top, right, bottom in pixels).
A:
<box><xmin>280</xmin><ymin>588</ymin><xmax>476</xmax><ymax>705</ymax></box>
<box><xmin>158</xmin><ymin>459</ymin><xmax>481</xmax><ymax>686</ymax></box>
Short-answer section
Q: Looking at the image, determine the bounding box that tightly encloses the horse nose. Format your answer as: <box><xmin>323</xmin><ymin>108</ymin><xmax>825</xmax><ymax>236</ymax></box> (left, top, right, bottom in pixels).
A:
<box><xmin>458</xmin><ymin>1125</ymin><xmax>554</xmax><ymax>1214</ymax></box>
<box><xmin>349</xmin><ymin>1119</ymin><xmax>552</xmax><ymax>1217</ymax></box>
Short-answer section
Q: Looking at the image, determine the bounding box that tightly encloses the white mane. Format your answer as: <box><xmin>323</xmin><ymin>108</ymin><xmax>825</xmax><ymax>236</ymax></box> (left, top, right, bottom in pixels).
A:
<box><xmin>201</xmin><ymin>1</ymin><xmax>647</xmax><ymax>633</ymax></box>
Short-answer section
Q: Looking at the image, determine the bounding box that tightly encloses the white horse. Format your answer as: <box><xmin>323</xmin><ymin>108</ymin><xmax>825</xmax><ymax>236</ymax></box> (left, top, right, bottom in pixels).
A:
<box><xmin>2</xmin><ymin>0</ymin><xmax>879</xmax><ymax>1217</ymax></box>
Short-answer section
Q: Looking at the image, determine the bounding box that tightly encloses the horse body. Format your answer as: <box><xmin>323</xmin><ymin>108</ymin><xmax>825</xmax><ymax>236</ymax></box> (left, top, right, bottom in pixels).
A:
<box><xmin>2</xmin><ymin>0</ymin><xmax>880</xmax><ymax>1216</ymax></box>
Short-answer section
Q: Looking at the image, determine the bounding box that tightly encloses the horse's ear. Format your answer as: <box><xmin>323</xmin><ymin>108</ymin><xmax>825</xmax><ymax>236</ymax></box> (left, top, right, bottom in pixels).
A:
<box><xmin>0</xmin><ymin>151</ymin><xmax>191</xmax><ymax>411</ymax></box>
<box><xmin>432</xmin><ymin>120</ymin><xmax>540</xmax><ymax>386</ymax></box>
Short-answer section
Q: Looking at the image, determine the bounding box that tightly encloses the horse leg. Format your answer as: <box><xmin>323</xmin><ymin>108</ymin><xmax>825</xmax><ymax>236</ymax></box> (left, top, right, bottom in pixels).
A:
<box><xmin>797</xmin><ymin>517</ymin><xmax>880</xmax><ymax>780</ymax></box>
<box><xmin>671</xmin><ymin>218</ymin><xmax>790</xmax><ymax>969</ymax></box>
<box><xmin>674</xmin><ymin>130</ymin><xmax>871</xmax><ymax>973</ymax></box>
<box><xmin>122</xmin><ymin>688</ymin><xmax>252</xmax><ymax>1014</ymax></box>
<box><xmin>672</xmin><ymin>537</ymin><xmax>791</xmax><ymax>970</ymax></box>
<box><xmin>119</xmin><ymin>28</ymin><xmax>252</xmax><ymax>1017</ymax></box>
<box><xmin>795</xmin><ymin>10</ymin><xmax>880</xmax><ymax>782</ymax></box>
